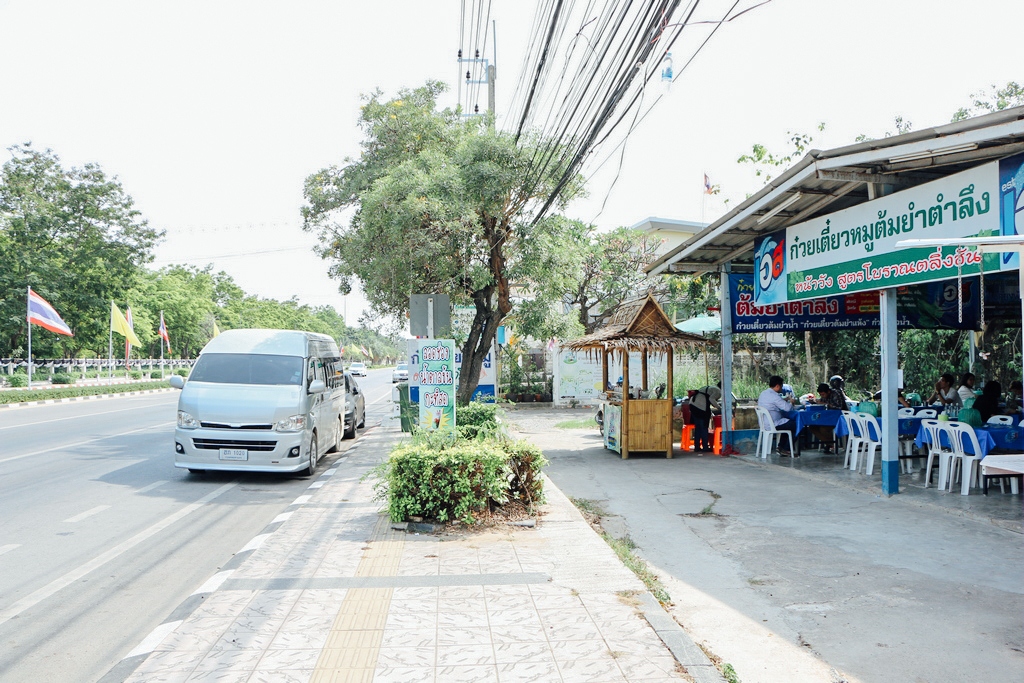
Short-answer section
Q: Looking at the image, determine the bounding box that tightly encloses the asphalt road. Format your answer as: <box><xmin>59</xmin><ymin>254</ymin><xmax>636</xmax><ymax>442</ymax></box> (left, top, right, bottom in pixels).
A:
<box><xmin>0</xmin><ymin>367</ymin><xmax>396</xmax><ymax>683</ymax></box>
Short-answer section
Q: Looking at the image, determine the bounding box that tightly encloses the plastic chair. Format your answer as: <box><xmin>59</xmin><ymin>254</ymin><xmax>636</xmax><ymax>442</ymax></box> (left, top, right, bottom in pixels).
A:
<box><xmin>921</xmin><ymin>419</ymin><xmax>956</xmax><ymax>489</ymax></box>
<box><xmin>898</xmin><ymin>407</ymin><xmax>915</xmax><ymax>417</ymax></box>
<box><xmin>680</xmin><ymin>424</ymin><xmax>695</xmax><ymax>451</ymax></box>
<box><xmin>986</xmin><ymin>415</ymin><xmax>1014</xmax><ymax>425</ymax></box>
<box><xmin>946</xmin><ymin>423</ymin><xmax>984</xmax><ymax>495</ymax></box>
<box><xmin>858</xmin><ymin>414</ymin><xmax>883</xmax><ymax>475</ymax></box>
<box><xmin>841</xmin><ymin>410</ymin><xmax>864</xmax><ymax>469</ymax></box>
<box><xmin>917</xmin><ymin>409</ymin><xmax>938</xmax><ymax>418</ymax></box>
<box><xmin>754</xmin><ymin>406</ymin><xmax>794</xmax><ymax>459</ymax></box>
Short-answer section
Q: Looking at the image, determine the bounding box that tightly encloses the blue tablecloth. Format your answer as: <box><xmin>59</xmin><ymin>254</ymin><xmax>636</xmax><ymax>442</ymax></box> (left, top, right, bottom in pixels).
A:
<box><xmin>794</xmin><ymin>408</ymin><xmax>843</xmax><ymax>434</ymax></box>
<box><xmin>914</xmin><ymin>423</ymin><xmax>996</xmax><ymax>456</ymax></box>
<box><xmin>976</xmin><ymin>425</ymin><xmax>1024</xmax><ymax>452</ymax></box>
<box><xmin>834</xmin><ymin>416</ymin><xmax>923</xmax><ymax>439</ymax></box>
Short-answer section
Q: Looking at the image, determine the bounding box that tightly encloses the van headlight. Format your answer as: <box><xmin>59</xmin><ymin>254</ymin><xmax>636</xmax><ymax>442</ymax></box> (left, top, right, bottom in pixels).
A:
<box><xmin>275</xmin><ymin>415</ymin><xmax>307</xmax><ymax>432</ymax></box>
<box><xmin>177</xmin><ymin>410</ymin><xmax>199</xmax><ymax>429</ymax></box>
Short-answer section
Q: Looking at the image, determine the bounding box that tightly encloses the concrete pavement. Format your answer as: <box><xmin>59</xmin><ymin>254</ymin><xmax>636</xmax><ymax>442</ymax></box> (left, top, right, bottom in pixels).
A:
<box><xmin>112</xmin><ymin>419</ymin><xmax>721</xmax><ymax>683</ymax></box>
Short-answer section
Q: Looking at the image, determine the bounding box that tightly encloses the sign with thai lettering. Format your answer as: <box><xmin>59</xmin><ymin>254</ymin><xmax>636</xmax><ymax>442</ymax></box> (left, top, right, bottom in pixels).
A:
<box><xmin>554</xmin><ymin>350</ymin><xmax>604</xmax><ymax>404</ymax></box>
<box><xmin>754</xmin><ymin>153</ymin><xmax>1024</xmax><ymax>304</ymax></box>
<box><xmin>417</xmin><ymin>339</ymin><xmax>456</xmax><ymax>434</ymax></box>
<box><xmin>730</xmin><ymin>274</ymin><xmax>980</xmax><ymax>332</ymax></box>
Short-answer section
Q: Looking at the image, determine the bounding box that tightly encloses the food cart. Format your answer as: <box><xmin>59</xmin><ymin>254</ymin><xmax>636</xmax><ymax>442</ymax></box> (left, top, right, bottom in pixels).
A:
<box><xmin>563</xmin><ymin>294</ymin><xmax>707</xmax><ymax>459</ymax></box>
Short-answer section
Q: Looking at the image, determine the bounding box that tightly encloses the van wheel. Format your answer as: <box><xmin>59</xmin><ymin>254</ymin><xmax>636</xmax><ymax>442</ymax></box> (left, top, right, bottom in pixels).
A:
<box><xmin>329</xmin><ymin>417</ymin><xmax>343</xmax><ymax>452</ymax></box>
<box><xmin>344</xmin><ymin>419</ymin><xmax>356</xmax><ymax>439</ymax></box>
<box><xmin>358</xmin><ymin>410</ymin><xmax>365</xmax><ymax>429</ymax></box>
<box><xmin>304</xmin><ymin>434</ymin><xmax>318</xmax><ymax>476</ymax></box>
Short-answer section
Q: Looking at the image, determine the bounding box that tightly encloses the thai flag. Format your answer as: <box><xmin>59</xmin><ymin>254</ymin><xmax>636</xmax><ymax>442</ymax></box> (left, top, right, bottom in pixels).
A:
<box><xmin>704</xmin><ymin>173</ymin><xmax>713</xmax><ymax>195</ymax></box>
<box><xmin>159</xmin><ymin>312</ymin><xmax>172</xmax><ymax>353</ymax></box>
<box><xmin>27</xmin><ymin>288</ymin><xmax>73</xmax><ymax>336</ymax></box>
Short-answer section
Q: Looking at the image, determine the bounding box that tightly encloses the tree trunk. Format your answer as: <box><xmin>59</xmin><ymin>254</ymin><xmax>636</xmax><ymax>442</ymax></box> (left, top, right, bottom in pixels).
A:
<box><xmin>804</xmin><ymin>331</ymin><xmax>814</xmax><ymax>388</ymax></box>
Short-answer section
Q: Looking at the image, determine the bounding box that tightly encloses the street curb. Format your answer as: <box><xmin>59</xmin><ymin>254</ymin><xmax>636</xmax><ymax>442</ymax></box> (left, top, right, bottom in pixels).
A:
<box><xmin>636</xmin><ymin>592</ymin><xmax>725</xmax><ymax>683</ymax></box>
<box><xmin>0</xmin><ymin>387</ymin><xmax>176</xmax><ymax>410</ymax></box>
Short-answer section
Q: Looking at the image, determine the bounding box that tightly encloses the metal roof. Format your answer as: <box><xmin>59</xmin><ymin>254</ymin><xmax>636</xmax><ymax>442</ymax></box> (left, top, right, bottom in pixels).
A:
<box><xmin>648</xmin><ymin>106</ymin><xmax>1024</xmax><ymax>276</ymax></box>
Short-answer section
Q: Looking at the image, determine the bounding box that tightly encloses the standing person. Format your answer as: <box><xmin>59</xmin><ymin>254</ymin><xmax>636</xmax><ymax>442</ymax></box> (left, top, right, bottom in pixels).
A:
<box><xmin>758</xmin><ymin>375</ymin><xmax>798</xmax><ymax>456</ymax></box>
<box><xmin>957</xmin><ymin>372</ymin><xmax>977</xmax><ymax>404</ymax></box>
<box><xmin>690</xmin><ymin>382</ymin><xmax>722</xmax><ymax>453</ymax></box>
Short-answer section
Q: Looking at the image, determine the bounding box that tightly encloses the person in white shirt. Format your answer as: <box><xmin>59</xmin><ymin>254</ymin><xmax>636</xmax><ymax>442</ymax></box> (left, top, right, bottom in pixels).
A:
<box><xmin>690</xmin><ymin>383</ymin><xmax>722</xmax><ymax>452</ymax></box>
<box><xmin>757</xmin><ymin>375</ymin><xmax>798</xmax><ymax>456</ymax></box>
<box><xmin>957</xmin><ymin>372</ymin><xmax>976</xmax><ymax>405</ymax></box>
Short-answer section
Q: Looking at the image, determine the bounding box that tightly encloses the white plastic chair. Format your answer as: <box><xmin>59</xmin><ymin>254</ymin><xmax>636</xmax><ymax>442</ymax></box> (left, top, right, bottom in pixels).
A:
<box><xmin>898</xmin><ymin>407</ymin><xmax>915</xmax><ymax>417</ymax></box>
<box><xmin>840</xmin><ymin>411</ymin><xmax>864</xmax><ymax>469</ymax></box>
<box><xmin>921</xmin><ymin>419</ymin><xmax>956</xmax><ymax>489</ymax></box>
<box><xmin>986</xmin><ymin>415</ymin><xmax>1014</xmax><ymax>425</ymax></box>
<box><xmin>754</xmin><ymin>406</ymin><xmax>794</xmax><ymax>459</ymax></box>
<box><xmin>946</xmin><ymin>423</ymin><xmax>984</xmax><ymax>495</ymax></box>
<box><xmin>1019</xmin><ymin>419</ymin><xmax>1024</xmax><ymax>428</ymax></box>
<box><xmin>858</xmin><ymin>414</ymin><xmax>883</xmax><ymax>475</ymax></box>
<box><xmin>917</xmin><ymin>409</ymin><xmax>938</xmax><ymax>418</ymax></box>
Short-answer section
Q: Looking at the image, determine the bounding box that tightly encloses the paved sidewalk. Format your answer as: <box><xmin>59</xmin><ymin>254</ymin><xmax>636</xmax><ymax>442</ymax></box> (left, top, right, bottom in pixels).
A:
<box><xmin>114</xmin><ymin>421</ymin><xmax>720</xmax><ymax>683</ymax></box>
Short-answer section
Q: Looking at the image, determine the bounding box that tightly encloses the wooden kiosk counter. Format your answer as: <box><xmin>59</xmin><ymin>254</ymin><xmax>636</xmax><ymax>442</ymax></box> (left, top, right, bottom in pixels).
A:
<box><xmin>563</xmin><ymin>295</ymin><xmax>707</xmax><ymax>459</ymax></box>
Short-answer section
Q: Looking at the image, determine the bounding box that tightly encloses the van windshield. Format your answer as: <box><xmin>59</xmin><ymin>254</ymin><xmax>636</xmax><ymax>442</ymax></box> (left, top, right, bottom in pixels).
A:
<box><xmin>189</xmin><ymin>353</ymin><xmax>304</xmax><ymax>385</ymax></box>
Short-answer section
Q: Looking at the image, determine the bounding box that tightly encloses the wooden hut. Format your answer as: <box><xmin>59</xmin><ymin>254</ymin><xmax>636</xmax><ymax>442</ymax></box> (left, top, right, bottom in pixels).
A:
<box><xmin>563</xmin><ymin>294</ymin><xmax>708</xmax><ymax>459</ymax></box>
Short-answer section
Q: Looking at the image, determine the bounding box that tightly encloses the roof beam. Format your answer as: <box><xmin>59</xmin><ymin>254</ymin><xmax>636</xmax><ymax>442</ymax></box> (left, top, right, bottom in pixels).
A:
<box><xmin>668</xmin><ymin>262</ymin><xmax>721</xmax><ymax>273</ymax></box>
<box><xmin>816</xmin><ymin>169</ymin><xmax>909</xmax><ymax>186</ymax></box>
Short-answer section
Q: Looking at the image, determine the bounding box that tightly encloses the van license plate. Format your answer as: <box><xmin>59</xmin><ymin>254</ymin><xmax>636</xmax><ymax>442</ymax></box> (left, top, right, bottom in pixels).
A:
<box><xmin>219</xmin><ymin>448</ymin><xmax>248</xmax><ymax>461</ymax></box>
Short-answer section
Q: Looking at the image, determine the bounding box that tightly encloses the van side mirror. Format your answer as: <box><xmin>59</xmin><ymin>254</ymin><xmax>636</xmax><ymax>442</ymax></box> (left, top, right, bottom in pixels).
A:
<box><xmin>169</xmin><ymin>375</ymin><xmax>184</xmax><ymax>389</ymax></box>
<box><xmin>308</xmin><ymin>379</ymin><xmax>326</xmax><ymax>394</ymax></box>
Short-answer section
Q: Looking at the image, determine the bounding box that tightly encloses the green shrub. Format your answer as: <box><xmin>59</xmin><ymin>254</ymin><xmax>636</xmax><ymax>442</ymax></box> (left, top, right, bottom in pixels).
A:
<box><xmin>14</xmin><ymin>366</ymin><xmax>28</xmax><ymax>375</ymax></box>
<box><xmin>51</xmin><ymin>373</ymin><xmax>75</xmax><ymax>384</ymax></box>
<box><xmin>6</xmin><ymin>374</ymin><xmax>27</xmax><ymax>387</ymax></box>
<box><xmin>0</xmin><ymin>380</ymin><xmax>168</xmax><ymax>404</ymax></box>
<box><xmin>375</xmin><ymin>439</ymin><xmax>510</xmax><ymax>524</ymax></box>
<box><xmin>457</xmin><ymin>401</ymin><xmax>500</xmax><ymax>439</ymax></box>
<box><xmin>129</xmin><ymin>370</ymin><xmax>143</xmax><ymax>380</ymax></box>
<box><xmin>502</xmin><ymin>439</ymin><xmax>548</xmax><ymax>506</ymax></box>
<box><xmin>175</xmin><ymin>368</ymin><xmax>189</xmax><ymax>377</ymax></box>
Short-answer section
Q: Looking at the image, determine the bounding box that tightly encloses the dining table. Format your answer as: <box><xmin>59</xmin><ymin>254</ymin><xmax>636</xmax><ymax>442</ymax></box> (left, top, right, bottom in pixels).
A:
<box><xmin>793</xmin><ymin>407</ymin><xmax>844</xmax><ymax>435</ymax></box>
<box><xmin>914</xmin><ymin>422</ymin><xmax>997</xmax><ymax>456</ymax></box>
<box><xmin>979</xmin><ymin>454</ymin><xmax>1024</xmax><ymax>494</ymax></box>
<box><xmin>975</xmin><ymin>424</ymin><xmax>1024</xmax><ymax>452</ymax></box>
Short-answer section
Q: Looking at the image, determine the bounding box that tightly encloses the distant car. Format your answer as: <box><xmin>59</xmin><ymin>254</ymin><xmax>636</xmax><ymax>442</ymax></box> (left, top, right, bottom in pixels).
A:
<box><xmin>349</xmin><ymin>362</ymin><xmax>367</xmax><ymax>376</ymax></box>
<box><xmin>392</xmin><ymin>362</ymin><xmax>409</xmax><ymax>383</ymax></box>
<box><xmin>344</xmin><ymin>372</ymin><xmax>366</xmax><ymax>438</ymax></box>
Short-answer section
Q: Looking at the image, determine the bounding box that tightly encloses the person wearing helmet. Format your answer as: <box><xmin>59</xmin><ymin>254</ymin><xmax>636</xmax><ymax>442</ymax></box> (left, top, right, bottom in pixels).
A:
<box><xmin>826</xmin><ymin>376</ymin><xmax>850</xmax><ymax>411</ymax></box>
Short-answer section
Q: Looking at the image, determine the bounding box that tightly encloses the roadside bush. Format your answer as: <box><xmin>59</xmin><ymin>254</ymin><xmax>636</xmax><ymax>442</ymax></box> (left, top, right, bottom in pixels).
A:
<box><xmin>502</xmin><ymin>440</ymin><xmax>548</xmax><ymax>506</ymax></box>
<box><xmin>175</xmin><ymin>368</ymin><xmax>189</xmax><ymax>377</ymax></box>
<box><xmin>129</xmin><ymin>370</ymin><xmax>143</xmax><ymax>380</ymax></box>
<box><xmin>6</xmin><ymin>374</ymin><xmax>27</xmax><ymax>387</ymax></box>
<box><xmin>457</xmin><ymin>401</ymin><xmax>500</xmax><ymax>439</ymax></box>
<box><xmin>0</xmin><ymin>380</ymin><xmax>168</xmax><ymax>404</ymax></box>
<box><xmin>50</xmin><ymin>373</ymin><xmax>75</xmax><ymax>384</ymax></box>
<box><xmin>376</xmin><ymin>439</ymin><xmax>510</xmax><ymax>524</ymax></box>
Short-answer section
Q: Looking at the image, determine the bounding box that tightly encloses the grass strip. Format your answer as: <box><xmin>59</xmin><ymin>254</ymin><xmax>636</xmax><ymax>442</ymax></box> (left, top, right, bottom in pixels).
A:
<box><xmin>0</xmin><ymin>381</ymin><xmax>171</xmax><ymax>405</ymax></box>
<box><xmin>554</xmin><ymin>418</ymin><xmax>597</xmax><ymax>429</ymax></box>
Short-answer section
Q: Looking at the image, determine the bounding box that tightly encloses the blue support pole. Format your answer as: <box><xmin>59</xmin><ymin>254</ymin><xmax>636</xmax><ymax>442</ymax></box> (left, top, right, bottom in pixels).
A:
<box><xmin>720</xmin><ymin>264</ymin><xmax>733</xmax><ymax>438</ymax></box>
<box><xmin>880</xmin><ymin>287</ymin><xmax>900</xmax><ymax>494</ymax></box>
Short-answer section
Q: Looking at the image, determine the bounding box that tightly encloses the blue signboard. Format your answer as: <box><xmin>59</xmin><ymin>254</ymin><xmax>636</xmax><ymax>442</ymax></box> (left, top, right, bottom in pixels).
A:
<box><xmin>730</xmin><ymin>273</ymin><xmax>979</xmax><ymax>333</ymax></box>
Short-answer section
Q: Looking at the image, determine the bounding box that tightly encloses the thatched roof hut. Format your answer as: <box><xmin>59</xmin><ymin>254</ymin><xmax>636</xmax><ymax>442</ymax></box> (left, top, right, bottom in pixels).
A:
<box><xmin>562</xmin><ymin>294</ymin><xmax>709</xmax><ymax>354</ymax></box>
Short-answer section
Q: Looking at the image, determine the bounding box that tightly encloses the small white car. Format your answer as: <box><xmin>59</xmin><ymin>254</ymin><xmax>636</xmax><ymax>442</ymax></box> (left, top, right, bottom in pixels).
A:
<box><xmin>349</xmin><ymin>362</ymin><xmax>367</xmax><ymax>376</ymax></box>
<box><xmin>392</xmin><ymin>362</ymin><xmax>409</xmax><ymax>383</ymax></box>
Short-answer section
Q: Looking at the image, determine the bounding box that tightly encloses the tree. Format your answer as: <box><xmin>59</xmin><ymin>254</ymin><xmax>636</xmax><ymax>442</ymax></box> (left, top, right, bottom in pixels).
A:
<box><xmin>302</xmin><ymin>83</ymin><xmax>583</xmax><ymax>404</ymax></box>
<box><xmin>951</xmin><ymin>81</ymin><xmax>1024</xmax><ymax>122</ymax></box>
<box><xmin>0</xmin><ymin>145</ymin><xmax>161</xmax><ymax>357</ymax></box>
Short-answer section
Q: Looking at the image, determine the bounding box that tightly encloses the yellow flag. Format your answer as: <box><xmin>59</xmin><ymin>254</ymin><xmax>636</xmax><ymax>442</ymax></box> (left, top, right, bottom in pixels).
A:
<box><xmin>111</xmin><ymin>302</ymin><xmax>142</xmax><ymax>347</ymax></box>
<box><xmin>212</xmin><ymin>320</ymin><xmax>221</xmax><ymax>337</ymax></box>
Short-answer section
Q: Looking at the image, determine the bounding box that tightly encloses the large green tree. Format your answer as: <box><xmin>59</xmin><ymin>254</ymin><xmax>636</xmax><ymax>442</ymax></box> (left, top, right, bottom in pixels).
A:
<box><xmin>0</xmin><ymin>145</ymin><xmax>161</xmax><ymax>357</ymax></box>
<box><xmin>302</xmin><ymin>82</ymin><xmax>583</xmax><ymax>403</ymax></box>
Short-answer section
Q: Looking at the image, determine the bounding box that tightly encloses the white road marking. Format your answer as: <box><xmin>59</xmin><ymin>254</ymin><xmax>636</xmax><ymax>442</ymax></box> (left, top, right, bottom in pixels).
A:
<box><xmin>322</xmin><ymin>468</ymin><xmax>337</xmax><ymax>476</ymax></box>
<box><xmin>191</xmin><ymin>570</ymin><xmax>233</xmax><ymax>595</ymax></box>
<box><xmin>0</xmin><ymin>422</ymin><xmax>175</xmax><ymax>465</ymax></box>
<box><xmin>238</xmin><ymin>534</ymin><xmax>271</xmax><ymax>553</ymax></box>
<box><xmin>135</xmin><ymin>480</ymin><xmax>168</xmax><ymax>494</ymax></box>
<box><xmin>125</xmin><ymin>620</ymin><xmax>183</xmax><ymax>658</ymax></box>
<box><xmin>0</xmin><ymin>481</ymin><xmax>237</xmax><ymax>628</ymax></box>
<box><xmin>291</xmin><ymin>495</ymin><xmax>311</xmax><ymax>506</ymax></box>
<box><xmin>0</xmin><ymin>544</ymin><xmax>20</xmax><ymax>556</ymax></box>
<box><xmin>271</xmin><ymin>511</ymin><xmax>294</xmax><ymax>524</ymax></box>
<box><xmin>64</xmin><ymin>505</ymin><xmax>111</xmax><ymax>523</ymax></box>
<box><xmin>0</xmin><ymin>401</ymin><xmax>172</xmax><ymax>431</ymax></box>
<box><xmin>307</xmin><ymin>480</ymin><xmax>324</xmax><ymax>489</ymax></box>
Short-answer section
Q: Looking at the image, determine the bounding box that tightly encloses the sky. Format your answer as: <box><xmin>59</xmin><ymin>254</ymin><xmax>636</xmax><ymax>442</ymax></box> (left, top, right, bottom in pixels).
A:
<box><xmin>0</xmin><ymin>0</ymin><xmax>1020</xmax><ymax>330</ymax></box>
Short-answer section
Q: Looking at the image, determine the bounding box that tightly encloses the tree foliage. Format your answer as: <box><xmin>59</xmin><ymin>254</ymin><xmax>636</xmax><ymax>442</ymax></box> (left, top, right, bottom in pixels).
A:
<box><xmin>302</xmin><ymin>83</ymin><xmax>584</xmax><ymax>403</ymax></box>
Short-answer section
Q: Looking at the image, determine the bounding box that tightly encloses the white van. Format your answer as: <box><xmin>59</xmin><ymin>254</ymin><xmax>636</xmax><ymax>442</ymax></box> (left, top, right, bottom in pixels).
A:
<box><xmin>170</xmin><ymin>329</ymin><xmax>344</xmax><ymax>475</ymax></box>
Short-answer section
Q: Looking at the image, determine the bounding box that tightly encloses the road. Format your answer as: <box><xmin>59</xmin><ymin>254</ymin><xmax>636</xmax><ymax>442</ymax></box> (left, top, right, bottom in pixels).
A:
<box><xmin>0</xmin><ymin>367</ymin><xmax>396</xmax><ymax>683</ymax></box>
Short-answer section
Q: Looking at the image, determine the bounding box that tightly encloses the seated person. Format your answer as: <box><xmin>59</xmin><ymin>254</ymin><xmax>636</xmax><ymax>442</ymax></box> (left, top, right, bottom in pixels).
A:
<box><xmin>828</xmin><ymin>375</ymin><xmax>850</xmax><ymax>410</ymax></box>
<box><xmin>926</xmin><ymin>373</ymin><xmax>960</xmax><ymax>407</ymax></box>
<box><xmin>809</xmin><ymin>383</ymin><xmax>842</xmax><ymax>453</ymax></box>
<box><xmin>957</xmin><ymin>372</ymin><xmax>977</xmax><ymax>404</ymax></box>
<box><xmin>974</xmin><ymin>380</ymin><xmax>1001</xmax><ymax>423</ymax></box>
<box><xmin>758</xmin><ymin>375</ymin><xmax>798</xmax><ymax>456</ymax></box>
<box><xmin>1006</xmin><ymin>380</ymin><xmax>1023</xmax><ymax>413</ymax></box>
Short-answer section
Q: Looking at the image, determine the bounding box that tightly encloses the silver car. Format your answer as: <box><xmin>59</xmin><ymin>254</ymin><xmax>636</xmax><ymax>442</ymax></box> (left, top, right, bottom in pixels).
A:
<box><xmin>392</xmin><ymin>362</ymin><xmax>409</xmax><ymax>383</ymax></box>
<box><xmin>343</xmin><ymin>371</ymin><xmax>366</xmax><ymax>438</ymax></box>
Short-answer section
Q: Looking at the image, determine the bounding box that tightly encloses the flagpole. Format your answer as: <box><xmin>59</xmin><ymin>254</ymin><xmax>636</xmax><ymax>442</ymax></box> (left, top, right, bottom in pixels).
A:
<box><xmin>26</xmin><ymin>286</ymin><xmax>32</xmax><ymax>390</ymax></box>
<box><xmin>108</xmin><ymin>302</ymin><xmax>114</xmax><ymax>385</ymax></box>
<box><xmin>160</xmin><ymin>311</ymin><xmax>165</xmax><ymax>380</ymax></box>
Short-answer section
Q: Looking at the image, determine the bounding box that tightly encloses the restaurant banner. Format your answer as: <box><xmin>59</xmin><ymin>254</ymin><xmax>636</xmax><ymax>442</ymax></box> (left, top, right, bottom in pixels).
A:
<box><xmin>730</xmin><ymin>273</ymin><xmax>980</xmax><ymax>332</ymax></box>
<box><xmin>417</xmin><ymin>339</ymin><xmax>456</xmax><ymax>434</ymax></box>
<box><xmin>754</xmin><ymin>152</ymin><xmax>1024</xmax><ymax>305</ymax></box>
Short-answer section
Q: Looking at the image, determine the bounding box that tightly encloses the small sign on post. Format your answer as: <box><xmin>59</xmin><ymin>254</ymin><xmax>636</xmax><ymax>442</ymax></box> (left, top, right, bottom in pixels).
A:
<box><xmin>418</xmin><ymin>339</ymin><xmax>457</xmax><ymax>435</ymax></box>
<box><xmin>410</xmin><ymin>294</ymin><xmax>451</xmax><ymax>338</ymax></box>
